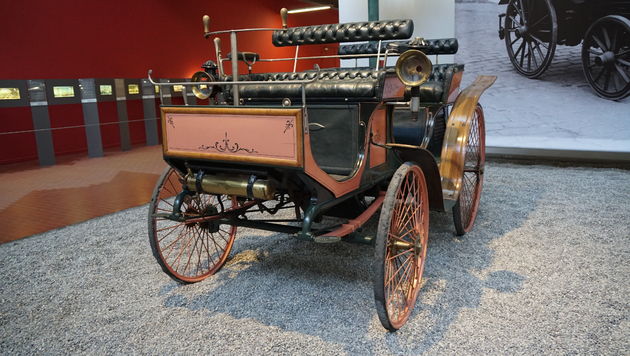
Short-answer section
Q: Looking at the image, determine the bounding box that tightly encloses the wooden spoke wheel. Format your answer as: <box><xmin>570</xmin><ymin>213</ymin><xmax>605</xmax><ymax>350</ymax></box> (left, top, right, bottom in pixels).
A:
<box><xmin>504</xmin><ymin>0</ymin><xmax>557</xmax><ymax>78</ymax></box>
<box><xmin>453</xmin><ymin>104</ymin><xmax>486</xmax><ymax>236</ymax></box>
<box><xmin>581</xmin><ymin>15</ymin><xmax>630</xmax><ymax>100</ymax></box>
<box><xmin>374</xmin><ymin>163</ymin><xmax>429</xmax><ymax>331</ymax></box>
<box><xmin>148</xmin><ymin>167</ymin><xmax>238</xmax><ymax>283</ymax></box>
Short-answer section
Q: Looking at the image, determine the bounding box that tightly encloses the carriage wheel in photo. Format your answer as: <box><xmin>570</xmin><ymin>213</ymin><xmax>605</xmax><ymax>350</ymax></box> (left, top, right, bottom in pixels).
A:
<box><xmin>581</xmin><ymin>15</ymin><xmax>630</xmax><ymax>100</ymax></box>
<box><xmin>504</xmin><ymin>0</ymin><xmax>557</xmax><ymax>78</ymax></box>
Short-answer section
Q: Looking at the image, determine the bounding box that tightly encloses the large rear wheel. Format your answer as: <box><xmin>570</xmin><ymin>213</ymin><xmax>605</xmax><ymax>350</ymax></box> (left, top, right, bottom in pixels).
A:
<box><xmin>453</xmin><ymin>104</ymin><xmax>486</xmax><ymax>236</ymax></box>
<box><xmin>148</xmin><ymin>167</ymin><xmax>238</xmax><ymax>283</ymax></box>
<box><xmin>374</xmin><ymin>163</ymin><xmax>429</xmax><ymax>331</ymax></box>
<box><xmin>581</xmin><ymin>15</ymin><xmax>630</xmax><ymax>100</ymax></box>
<box><xmin>504</xmin><ymin>0</ymin><xmax>557</xmax><ymax>78</ymax></box>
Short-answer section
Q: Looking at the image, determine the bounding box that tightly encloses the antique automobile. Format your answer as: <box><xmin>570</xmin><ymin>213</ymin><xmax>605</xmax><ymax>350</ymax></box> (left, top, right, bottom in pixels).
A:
<box><xmin>147</xmin><ymin>9</ymin><xmax>495</xmax><ymax>331</ymax></box>
<box><xmin>498</xmin><ymin>0</ymin><xmax>630</xmax><ymax>100</ymax></box>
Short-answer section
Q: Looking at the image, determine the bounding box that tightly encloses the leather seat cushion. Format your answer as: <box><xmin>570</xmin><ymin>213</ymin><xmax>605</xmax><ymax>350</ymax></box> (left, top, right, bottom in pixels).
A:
<box><xmin>236</xmin><ymin>68</ymin><xmax>386</xmax><ymax>100</ymax></box>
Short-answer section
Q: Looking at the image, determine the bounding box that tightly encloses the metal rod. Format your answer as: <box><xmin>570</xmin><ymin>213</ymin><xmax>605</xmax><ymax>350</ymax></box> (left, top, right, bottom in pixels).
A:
<box><xmin>224</xmin><ymin>218</ymin><xmax>302</xmax><ymax>234</ymax></box>
<box><xmin>147</xmin><ymin>70</ymin><xmax>320</xmax><ymax>87</ymax></box>
<box><xmin>250</xmin><ymin>52</ymin><xmax>402</xmax><ymax>63</ymax></box>
<box><xmin>213</xmin><ymin>37</ymin><xmax>224</xmax><ymax>77</ymax></box>
<box><xmin>206</xmin><ymin>27</ymin><xmax>283</xmax><ymax>35</ymax></box>
<box><xmin>301</xmin><ymin>83</ymin><xmax>308</xmax><ymax>132</ymax></box>
<box><xmin>376</xmin><ymin>40</ymin><xmax>382</xmax><ymax>70</ymax></box>
<box><xmin>182</xmin><ymin>86</ymin><xmax>189</xmax><ymax>106</ymax></box>
<box><xmin>383</xmin><ymin>49</ymin><xmax>391</xmax><ymax>67</ymax></box>
<box><xmin>293</xmin><ymin>45</ymin><xmax>300</xmax><ymax>73</ymax></box>
<box><xmin>230</xmin><ymin>31</ymin><xmax>239</xmax><ymax>106</ymax></box>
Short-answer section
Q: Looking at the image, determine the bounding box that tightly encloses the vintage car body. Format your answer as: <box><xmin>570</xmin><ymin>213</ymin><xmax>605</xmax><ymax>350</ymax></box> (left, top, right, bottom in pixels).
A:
<box><xmin>147</xmin><ymin>10</ymin><xmax>495</xmax><ymax>331</ymax></box>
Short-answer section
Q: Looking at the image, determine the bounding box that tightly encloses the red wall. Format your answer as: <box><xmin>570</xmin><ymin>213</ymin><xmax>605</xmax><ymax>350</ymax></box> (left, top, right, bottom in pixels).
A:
<box><xmin>0</xmin><ymin>0</ymin><xmax>339</xmax><ymax>79</ymax></box>
<box><xmin>0</xmin><ymin>108</ymin><xmax>38</xmax><ymax>164</ymax></box>
<box><xmin>0</xmin><ymin>1</ymin><xmax>338</xmax><ymax>165</ymax></box>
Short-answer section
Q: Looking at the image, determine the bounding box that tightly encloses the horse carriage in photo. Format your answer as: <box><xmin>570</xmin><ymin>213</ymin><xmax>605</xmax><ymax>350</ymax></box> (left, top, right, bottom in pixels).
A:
<box><xmin>498</xmin><ymin>0</ymin><xmax>630</xmax><ymax>100</ymax></box>
<box><xmin>147</xmin><ymin>9</ymin><xmax>495</xmax><ymax>331</ymax></box>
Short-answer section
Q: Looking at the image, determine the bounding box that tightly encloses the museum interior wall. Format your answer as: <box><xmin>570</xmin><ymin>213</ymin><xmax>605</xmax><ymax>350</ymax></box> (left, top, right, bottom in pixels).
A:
<box><xmin>0</xmin><ymin>0</ymin><xmax>339</xmax><ymax>164</ymax></box>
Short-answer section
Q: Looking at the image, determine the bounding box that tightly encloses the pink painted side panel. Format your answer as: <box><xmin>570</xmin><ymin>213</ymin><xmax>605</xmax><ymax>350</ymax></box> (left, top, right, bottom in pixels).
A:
<box><xmin>164</xmin><ymin>113</ymin><xmax>298</xmax><ymax>161</ymax></box>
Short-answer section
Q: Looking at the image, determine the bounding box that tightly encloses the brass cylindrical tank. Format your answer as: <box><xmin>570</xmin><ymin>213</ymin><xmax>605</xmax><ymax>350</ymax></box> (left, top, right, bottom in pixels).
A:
<box><xmin>185</xmin><ymin>173</ymin><xmax>276</xmax><ymax>200</ymax></box>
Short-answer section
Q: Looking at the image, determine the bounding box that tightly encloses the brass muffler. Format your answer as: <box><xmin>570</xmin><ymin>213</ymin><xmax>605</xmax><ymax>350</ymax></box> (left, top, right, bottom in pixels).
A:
<box><xmin>185</xmin><ymin>172</ymin><xmax>276</xmax><ymax>200</ymax></box>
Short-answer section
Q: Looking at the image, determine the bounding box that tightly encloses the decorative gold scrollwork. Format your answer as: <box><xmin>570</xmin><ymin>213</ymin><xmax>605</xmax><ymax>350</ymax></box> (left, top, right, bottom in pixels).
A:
<box><xmin>199</xmin><ymin>132</ymin><xmax>258</xmax><ymax>154</ymax></box>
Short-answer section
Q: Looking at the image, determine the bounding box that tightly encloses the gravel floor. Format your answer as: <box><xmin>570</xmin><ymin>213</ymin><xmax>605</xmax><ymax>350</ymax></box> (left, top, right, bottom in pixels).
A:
<box><xmin>1</xmin><ymin>163</ymin><xmax>629</xmax><ymax>355</ymax></box>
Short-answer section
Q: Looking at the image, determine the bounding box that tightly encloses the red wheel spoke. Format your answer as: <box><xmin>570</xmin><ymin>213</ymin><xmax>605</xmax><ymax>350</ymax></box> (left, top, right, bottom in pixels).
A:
<box><xmin>453</xmin><ymin>105</ymin><xmax>485</xmax><ymax>235</ymax></box>
<box><xmin>156</xmin><ymin>222</ymin><xmax>184</xmax><ymax>234</ymax></box>
<box><xmin>375</xmin><ymin>164</ymin><xmax>429</xmax><ymax>330</ymax></box>
<box><xmin>387</xmin><ymin>247</ymin><xmax>414</xmax><ymax>261</ymax></box>
<box><xmin>160</xmin><ymin>228</ymin><xmax>188</xmax><ymax>255</ymax></box>
<box><xmin>149</xmin><ymin>168</ymin><xmax>238</xmax><ymax>283</ymax></box>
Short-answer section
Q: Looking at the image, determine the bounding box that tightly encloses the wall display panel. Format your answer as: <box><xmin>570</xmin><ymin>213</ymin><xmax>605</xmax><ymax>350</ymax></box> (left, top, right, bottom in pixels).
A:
<box><xmin>99</xmin><ymin>85</ymin><xmax>113</xmax><ymax>96</ymax></box>
<box><xmin>156</xmin><ymin>79</ymin><xmax>173</xmax><ymax>144</ymax></box>
<box><xmin>78</xmin><ymin>78</ymin><xmax>104</xmax><ymax>158</ymax></box>
<box><xmin>45</xmin><ymin>79</ymin><xmax>88</xmax><ymax>157</ymax></box>
<box><xmin>0</xmin><ymin>88</ymin><xmax>21</xmax><ymax>100</ymax></box>
<box><xmin>128</xmin><ymin>84</ymin><xmax>140</xmax><ymax>95</ymax></box>
<box><xmin>95</xmin><ymin>78</ymin><xmax>121</xmax><ymax>150</ymax></box>
<box><xmin>52</xmin><ymin>86</ymin><xmax>76</xmax><ymax>98</ymax></box>
<box><xmin>114</xmin><ymin>79</ymin><xmax>131</xmax><ymax>150</ymax></box>
<box><xmin>0</xmin><ymin>80</ymin><xmax>38</xmax><ymax>164</ymax></box>
<box><xmin>170</xmin><ymin>79</ymin><xmax>187</xmax><ymax>106</ymax></box>
<box><xmin>124</xmin><ymin>78</ymin><xmax>146</xmax><ymax>146</ymax></box>
<box><xmin>27</xmin><ymin>80</ymin><xmax>56</xmax><ymax>166</ymax></box>
<box><xmin>158</xmin><ymin>79</ymin><xmax>172</xmax><ymax>106</ymax></box>
<box><xmin>141</xmin><ymin>79</ymin><xmax>159</xmax><ymax>146</ymax></box>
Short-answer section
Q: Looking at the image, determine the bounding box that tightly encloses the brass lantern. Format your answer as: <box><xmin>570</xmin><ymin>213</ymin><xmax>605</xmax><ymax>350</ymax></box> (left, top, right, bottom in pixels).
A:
<box><xmin>190</xmin><ymin>71</ymin><xmax>216</xmax><ymax>100</ymax></box>
<box><xmin>395</xmin><ymin>50</ymin><xmax>432</xmax><ymax>87</ymax></box>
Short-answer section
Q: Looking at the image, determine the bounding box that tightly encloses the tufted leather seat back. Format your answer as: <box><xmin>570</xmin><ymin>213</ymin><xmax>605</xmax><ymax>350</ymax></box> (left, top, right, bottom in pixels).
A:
<box><xmin>338</xmin><ymin>38</ymin><xmax>459</xmax><ymax>58</ymax></box>
<box><xmin>272</xmin><ymin>20</ymin><xmax>414</xmax><ymax>47</ymax></box>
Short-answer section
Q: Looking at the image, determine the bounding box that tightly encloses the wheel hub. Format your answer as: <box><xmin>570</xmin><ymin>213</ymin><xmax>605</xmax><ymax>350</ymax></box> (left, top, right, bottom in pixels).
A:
<box><xmin>198</xmin><ymin>205</ymin><xmax>221</xmax><ymax>233</ymax></box>
<box><xmin>517</xmin><ymin>25</ymin><xmax>528</xmax><ymax>36</ymax></box>
<box><xmin>595</xmin><ymin>51</ymin><xmax>616</xmax><ymax>66</ymax></box>
<box><xmin>390</xmin><ymin>236</ymin><xmax>423</xmax><ymax>256</ymax></box>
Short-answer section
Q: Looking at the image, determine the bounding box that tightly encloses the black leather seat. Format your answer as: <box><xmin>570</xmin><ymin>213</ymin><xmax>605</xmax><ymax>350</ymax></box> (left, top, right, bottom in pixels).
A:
<box><xmin>338</xmin><ymin>38</ymin><xmax>459</xmax><ymax>58</ymax></box>
<box><xmin>227</xmin><ymin>64</ymin><xmax>463</xmax><ymax>103</ymax></box>
<box><xmin>232</xmin><ymin>68</ymin><xmax>388</xmax><ymax>102</ymax></box>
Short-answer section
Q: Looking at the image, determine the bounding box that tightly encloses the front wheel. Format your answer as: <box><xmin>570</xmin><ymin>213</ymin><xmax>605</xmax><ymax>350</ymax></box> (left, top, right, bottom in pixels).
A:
<box><xmin>148</xmin><ymin>167</ymin><xmax>238</xmax><ymax>283</ymax></box>
<box><xmin>374</xmin><ymin>163</ymin><xmax>430</xmax><ymax>331</ymax></box>
<box><xmin>453</xmin><ymin>105</ymin><xmax>486</xmax><ymax>236</ymax></box>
